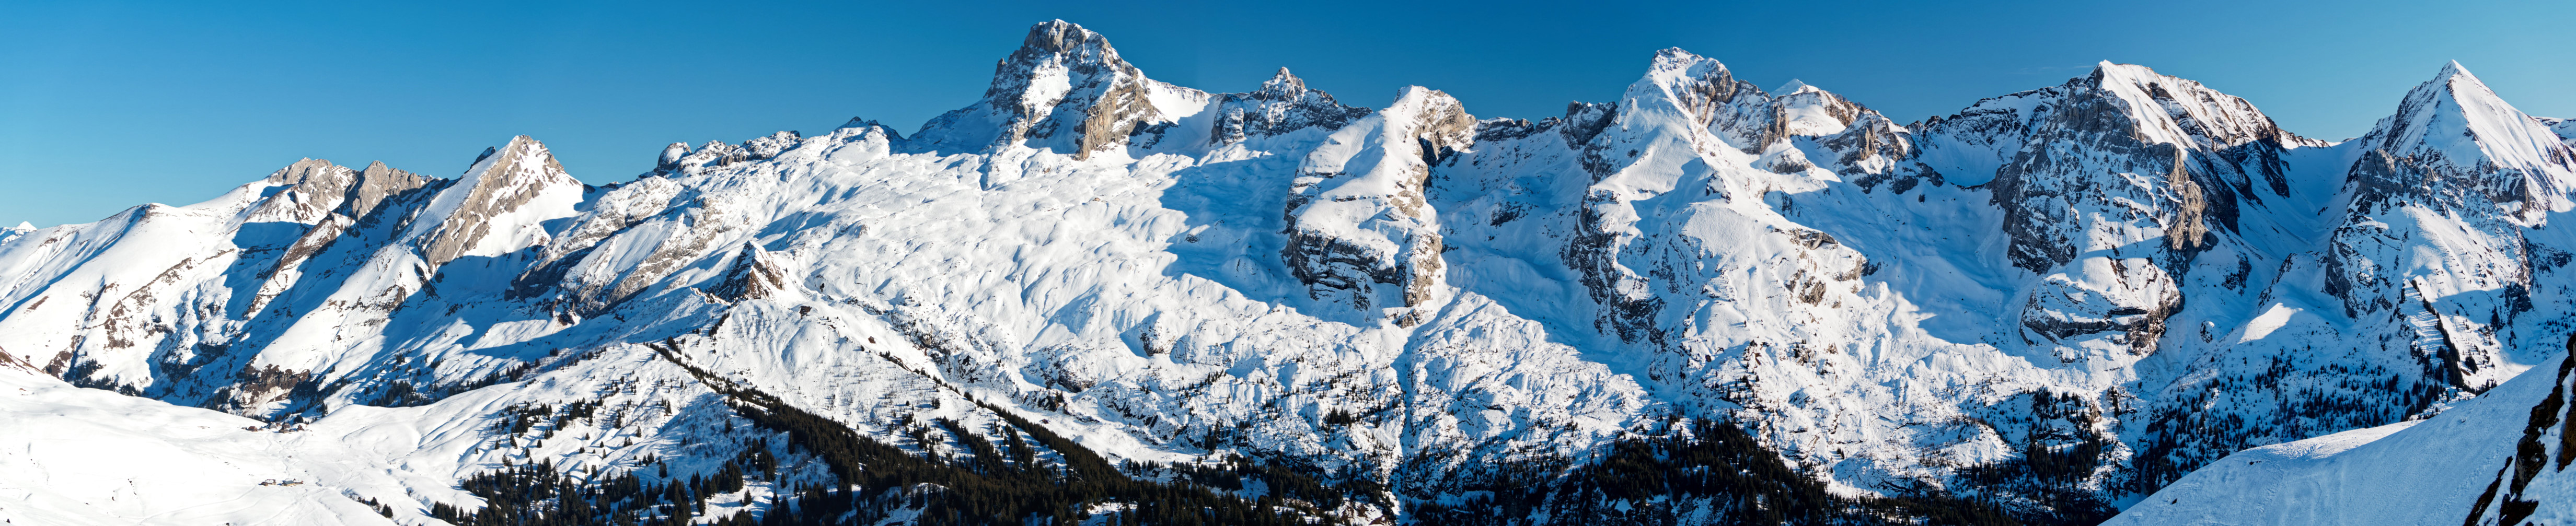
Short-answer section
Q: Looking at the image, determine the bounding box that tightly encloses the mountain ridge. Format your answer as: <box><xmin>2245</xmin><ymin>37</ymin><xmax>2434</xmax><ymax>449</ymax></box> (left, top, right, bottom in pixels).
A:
<box><xmin>2</xmin><ymin>19</ymin><xmax>2572</xmax><ymax>526</ymax></box>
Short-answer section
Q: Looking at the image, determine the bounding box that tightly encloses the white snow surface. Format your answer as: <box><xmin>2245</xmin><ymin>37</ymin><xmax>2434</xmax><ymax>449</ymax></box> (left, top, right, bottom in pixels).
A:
<box><xmin>2105</xmin><ymin>355</ymin><xmax>2570</xmax><ymax>526</ymax></box>
<box><xmin>0</xmin><ymin>366</ymin><xmax>396</xmax><ymax>525</ymax></box>
<box><xmin>2</xmin><ymin>20</ymin><xmax>2573</xmax><ymax>523</ymax></box>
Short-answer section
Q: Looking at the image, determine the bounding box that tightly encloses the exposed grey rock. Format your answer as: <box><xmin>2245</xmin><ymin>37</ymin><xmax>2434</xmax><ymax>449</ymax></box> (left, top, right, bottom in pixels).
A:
<box><xmin>910</xmin><ymin>20</ymin><xmax>1192</xmax><ymax>159</ymax></box>
<box><xmin>1280</xmin><ymin>87</ymin><xmax>1473</xmax><ymax>324</ymax></box>
<box><xmin>1207</xmin><ymin>68</ymin><xmax>1373</xmax><ymax>145</ymax></box>
<box><xmin>2545</xmin><ymin>116</ymin><xmax>2576</xmax><ymax>147</ymax></box>
<box><xmin>707</xmin><ymin>243</ymin><xmax>790</xmax><ymax>302</ymax></box>
<box><xmin>410</xmin><ymin>135</ymin><xmax>582</xmax><ymax>266</ymax></box>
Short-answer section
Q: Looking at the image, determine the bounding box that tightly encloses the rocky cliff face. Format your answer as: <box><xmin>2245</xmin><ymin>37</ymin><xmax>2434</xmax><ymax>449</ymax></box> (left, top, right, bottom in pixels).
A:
<box><xmin>2318</xmin><ymin>62</ymin><xmax>2576</xmax><ymax>396</ymax></box>
<box><xmin>2</xmin><ymin>19</ymin><xmax>2571</xmax><ymax>526</ymax></box>
<box><xmin>1281</xmin><ymin>86</ymin><xmax>1474</xmax><ymax>324</ymax></box>
<box><xmin>911</xmin><ymin>19</ymin><xmax>1205</xmax><ymax>160</ymax></box>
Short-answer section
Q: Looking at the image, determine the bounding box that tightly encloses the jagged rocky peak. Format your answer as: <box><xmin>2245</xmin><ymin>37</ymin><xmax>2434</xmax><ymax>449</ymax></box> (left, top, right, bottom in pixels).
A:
<box><xmin>1757</xmin><ymin>76</ymin><xmax>1907</xmax><ymax>176</ymax></box>
<box><xmin>1295</xmin><ymin>86</ymin><xmax>1475</xmax><ymax>200</ymax></box>
<box><xmin>245</xmin><ymin>158</ymin><xmax>430</xmax><ymax>224</ymax></box>
<box><xmin>245</xmin><ymin>159</ymin><xmax>357</xmax><ymax>224</ymax></box>
<box><xmin>651</xmin><ymin>142</ymin><xmax>691</xmax><ymax>175</ymax></box>
<box><xmin>653</xmin><ymin>130</ymin><xmax>831</xmax><ymax>178</ymax></box>
<box><xmin>1279</xmin><ymin>86</ymin><xmax>1473</xmax><ymax>320</ymax></box>
<box><xmin>1770</xmin><ymin>84</ymin><xmax>1867</xmax><ymax>137</ymax></box>
<box><xmin>1208</xmin><ymin>67</ymin><xmax>1372</xmax><ymax>145</ymax></box>
<box><xmin>2081</xmin><ymin>61</ymin><xmax>2316</xmax><ymax>150</ymax></box>
<box><xmin>1922</xmin><ymin>61</ymin><xmax>2315</xmax><ymax>179</ymax></box>
<box><xmin>1391</xmin><ymin>87</ymin><xmax>1477</xmax><ymax>156</ymax></box>
<box><xmin>1630</xmin><ymin>48</ymin><xmax>1752</xmax><ymax>127</ymax></box>
<box><xmin>1951</xmin><ymin>60</ymin><xmax>2328</xmax><ymax>272</ymax></box>
<box><xmin>1922</xmin><ymin>62</ymin><xmax>2339</xmax><ymax>361</ymax></box>
<box><xmin>409</xmin><ymin>135</ymin><xmax>585</xmax><ymax>266</ymax></box>
<box><xmin>347</xmin><ymin>161</ymin><xmax>430</xmax><ymax>219</ymax></box>
<box><xmin>914</xmin><ymin>19</ymin><xmax>1201</xmax><ymax>159</ymax></box>
<box><xmin>1258</xmin><ymin>67</ymin><xmax>1307</xmax><ymax>95</ymax></box>
<box><xmin>1618</xmin><ymin>48</ymin><xmax>1874</xmax><ymax>159</ymax></box>
<box><xmin>261</xmin><ymin>157</ymin><xmax>345</xmax><ymax>186</ymax></box>
<box><xmin>665</xmin><ymin>140</ymin><xmax>749</xmax><ymax>178</ymax></box>
<box><xmin>1011</xmin><ymin>19</ymin><xmax>1129</xmax><ymax>76</ymax></box>
<box><xmin>708</xmin><ymin>243</ymin><xmax>791</xmax><ymax>302</ymax></box>
<box><xmin>2322</xmin><ymin>61</ymin><xmax>2576</xmax><ymax>328</ymax></box>
<box><xmin>2354</xmin><ymin>61</ymin><xmax>2576</xmax><ymax>193</ymax></box>
<box><xmin>742</xmin><ymin>131</ymin><xmax>802</xmax><ymax>160</ymax></box>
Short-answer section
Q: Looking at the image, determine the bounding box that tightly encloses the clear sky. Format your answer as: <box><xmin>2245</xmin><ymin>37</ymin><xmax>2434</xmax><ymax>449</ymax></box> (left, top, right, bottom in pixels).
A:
<box><xmin>3</xmin><ymin>0</ymin><xmax>2568</xmax><ymax>228</ymax></box>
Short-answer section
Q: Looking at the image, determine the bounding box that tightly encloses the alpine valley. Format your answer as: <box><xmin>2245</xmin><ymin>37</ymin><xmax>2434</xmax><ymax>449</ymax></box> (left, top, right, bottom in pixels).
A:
<box><xmin>5</xmin><ymin>20</ymin><xmax>2574</xmax><ymax>526</ymax></box>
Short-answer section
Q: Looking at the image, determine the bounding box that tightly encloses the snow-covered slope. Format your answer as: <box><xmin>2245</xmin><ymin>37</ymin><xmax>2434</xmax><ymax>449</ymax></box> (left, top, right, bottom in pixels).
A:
<box><xmin>2104</xmin><ymin>350</ymin><xmax>2576</xmax><ymax>526</ymax></box>
<box><xmin>2</xmin><ymin>19</ymin><xmax>2571</xmax><ymax>525</ymax></box>
<box><xmin>0</xmin><ymin>364</ymin><xmax>396</xmax><ymax>525</ymax></box>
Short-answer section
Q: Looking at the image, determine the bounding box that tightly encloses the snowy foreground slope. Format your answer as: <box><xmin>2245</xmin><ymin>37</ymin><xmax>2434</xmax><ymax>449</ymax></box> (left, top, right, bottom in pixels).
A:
<box><xmin>2105</xmin><ymin>353</ymin><xmax>2576</xmax><ymax>526</ymax></box>
<box><xmin>5</xmin><ymin>20</ymin><xmax>2576</xmax><ymax>525</ymax></box>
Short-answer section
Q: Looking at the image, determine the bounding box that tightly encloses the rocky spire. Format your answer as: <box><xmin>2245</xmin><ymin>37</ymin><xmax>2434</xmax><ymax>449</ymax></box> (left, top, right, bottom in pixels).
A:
<box><xmin>911</xmin><ymin>20</ymin><xmax>1189</xmax><ymax>159</ymax></box>
<box><xmin>707</xmin><ymin>243</ymin><xmax>791</xmax><ymax>302</ymax></box>
<box><xmin>998</xmin><ymin>19</ymin><xmax>1135</xmax><ymax>84</ymax></box>
<box><xmin>242</xmin><ymin>159</ymin><xmax>429</xmax><ymax>225</ymax></box>
<box><xmin>2333</xmin><ymin>61</ymin><xmax>2576</xmax><ymax>233</ymax></box>
<box><xmin>1207</xmin><ymin>67</ymin><xmax>1370</xmax><ymax>145</ymax></box>
<box><xmin>1257</xmin><ymin>67</ymin><xmax>1308</xmax><ymax>96</ymax></box>
<box><xmin>2357</xmin><ymin>61</ymin><xmax>2575</xmax><ymax>189</ymax></box>
<box><xmin>409</xmin><ymin>135</ymin><xmax>584</xmax><ymax>266</ymax></box>
<box><xmin>343</xmin><ymin>161</ymin><xmax>428</xmax><ymax>220</ymax></box>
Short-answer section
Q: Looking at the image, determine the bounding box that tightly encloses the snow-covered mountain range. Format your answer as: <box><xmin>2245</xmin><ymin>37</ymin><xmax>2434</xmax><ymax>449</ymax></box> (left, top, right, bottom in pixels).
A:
<box><xmin>4</xmin><ymin>19</ymin><xmax>2573</xmax><ymax>525</ymax></box>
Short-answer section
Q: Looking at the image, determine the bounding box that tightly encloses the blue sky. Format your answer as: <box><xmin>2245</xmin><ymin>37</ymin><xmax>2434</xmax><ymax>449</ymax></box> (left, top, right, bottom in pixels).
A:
<box><xmin>2</xmin><ymin>0</ymin><xmax>2568</xmax><ymax>228</ymax></box>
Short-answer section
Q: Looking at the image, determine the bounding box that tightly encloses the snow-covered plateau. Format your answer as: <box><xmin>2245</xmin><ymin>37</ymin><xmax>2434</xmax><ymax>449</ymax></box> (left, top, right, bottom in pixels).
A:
<box><xmin>5</xmin><ymin>19</ymin><xmax>2574</xmax><ymax>525</ymax></box>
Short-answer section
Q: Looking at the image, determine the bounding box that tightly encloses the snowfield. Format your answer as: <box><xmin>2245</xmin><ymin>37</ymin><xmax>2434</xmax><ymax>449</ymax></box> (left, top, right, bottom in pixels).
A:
<box><xmin>2</xmin><ymin>19</ymin><xmax>2574</xmax><ymax>525</ymax></box>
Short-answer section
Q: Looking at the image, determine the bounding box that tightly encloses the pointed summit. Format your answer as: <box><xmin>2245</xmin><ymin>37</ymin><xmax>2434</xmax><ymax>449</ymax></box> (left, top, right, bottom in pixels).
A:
<box><xmin>2346</xmin><ymin>61</ymin><xmax>2576</xmax><ymax>218</ymax></box>
<box><xmin>460</xmin><ymin>136</ymin><xmax>572</xmax><ymax>184</ymax></box>
<box><xmin>1243</xmin><ymin>67</ymin><xmax>1343</xmax><ymax>107</ymax></box>
<box><xmin>1608</xmin><ymin>48</ymin><xmax>1777</xmax><ymax>149</ymax></box>
<box><xmin>2085</xmin><ymin>61</ymin><xmax>2171</xmax><ymax>90</ymax></box>
<box><xmin>2054</xmin><ymin>60</ymin><xmax>2309</xmax><ymax>149</ymax></box>
<box><xmin>235</xmin><ymin>156</ymin><xmax>432</xmax><ymax>227</ymax></box>
<box><xmin>708</xmin><ymin>242</ymin><xmax>791</xmax><ymax>302</ymax></box>
<box><xmin>979</xmin><ymin>20</ymin><xmax>1138</xmax><ymax>100</ymax></box>
<box><xmin>912</xmin><ymin>20</ymin><xmax>1194</xmax><ymax>159</ymax></box>
<box><xmin>2365</xmin><ymin>60</ymin><xmax>2568</xmax><ymax>172</ymax></box>
<box><xmin>345</xmin><ymin>161</ymin><xmax>426</xmax><ymax>220</ymax></box>
<box><xmin>410</xmin><ymin>136</ymin><xmax>586</xmax><ymax>265</ymax></box>
<box><xmin>1208</xmin><ymin>67</ymin><xmax>1368</xmax><ymax>145</ymax></box>
<box><xmin>2438</xmin><ymin>59</ymin><xmax>2469</xmax><ymax>78</ymax></box>
<box><xmin>1628</xmin><ymin>48</ymin><xmax>1743</xmax><ymax>113</ymax></box>
<box><xmin>1011</xmin><ymin>19</ymin><xmax>1124</xmax><ymax>66</ymax></box>
<box><xmin>981</xmin><ymin>19</ymin><xmax>1140</xmax><ymax>99</ymax></box>
<box><xmin>2412</xmin><ymin>60</ymin><xmax>2515</xmax><ymax>118</ymax></box>
<box><xmin>1772</xmin><ymin>79</ymin><xmax>1815</xmax><ymax>95</ymax></box>
<box><xmin>1259</xmin><ymin>67</ymin><xmax>1308</xmax><ymax>96</ymax></box>
<box><xmin>1643</xmin><ymin>48</ymin><xmax>1732</xmax><ymax>83</ymax></box>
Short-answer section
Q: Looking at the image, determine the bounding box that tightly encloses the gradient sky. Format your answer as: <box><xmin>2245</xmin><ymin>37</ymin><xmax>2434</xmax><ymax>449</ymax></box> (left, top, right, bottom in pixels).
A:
<box><xmin>3</xmin><ymin>0</ymin><xmax>2569</xmax><ymax>228</ymax></box>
